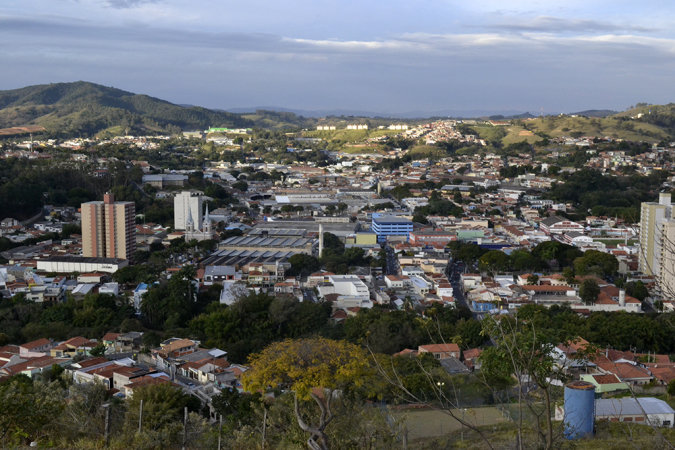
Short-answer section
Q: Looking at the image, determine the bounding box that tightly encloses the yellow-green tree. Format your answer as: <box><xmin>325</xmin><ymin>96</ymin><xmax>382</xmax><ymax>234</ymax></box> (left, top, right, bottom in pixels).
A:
<box><xmin>243</xmin><ymin>337</ymin><xmax>371</xmax><ymax>450</ymax></box>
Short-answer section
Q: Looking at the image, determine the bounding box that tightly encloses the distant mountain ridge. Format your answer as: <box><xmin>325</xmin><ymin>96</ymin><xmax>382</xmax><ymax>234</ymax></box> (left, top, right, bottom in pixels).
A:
<box><xmin>0</xmin><ymin>81</ymin><xmax>673</xmax><ymax>141</ymax></box>
<box><xmin>0</xmin><ymin>81</ymin><xmax>253</xmax><ymax>137</ymax></box>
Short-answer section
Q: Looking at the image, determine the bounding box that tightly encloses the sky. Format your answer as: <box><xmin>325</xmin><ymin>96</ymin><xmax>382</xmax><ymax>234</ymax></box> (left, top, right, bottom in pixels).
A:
<box><xmin>2</xmin><ymin>1</ymin><xmax>675</xmax><ymax>116</ymax></box>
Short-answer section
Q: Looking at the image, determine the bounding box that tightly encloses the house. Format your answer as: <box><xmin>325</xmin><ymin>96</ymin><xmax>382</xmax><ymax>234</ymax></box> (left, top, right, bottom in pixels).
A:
<box><xmin>112</xmin><ymin>366</ymin><xmax>150</xmax><ymax>390</ymax></box>
<box><xmin>384</xmin><ymin>275</ymin><xmax>410</xmax><ymax>289</ymax></box>
<box><xmin>463</xmin><ymin>348</ymin><xmax>483</xmax><ymax>371</ymax></box>
<box><xmin>579</xmin><ymin>373</ymin><xmax>629</xmax><ymax>393</ymax></box>
<box><xmin>123</xmin><ymin>373</ymin><xmax>176</xmax><ymax>397</ymax></box>
<box><xmin>418</xmin><ymin>343</ymin><xmax>460</xmax><ymax>360</ymax></box>
<box><xmin>19</xmin><ymin>338</ymin><xmax>54</xmax><ymax>357</ymax></box>
<box><xmin>460</xmin><ymin>273</ymin><xmax>482</xmax><ymax>291</ymax></box>
<box><xmin>156</xmin><ymin>338</ymin><xmax>199</xmax><ymax>359</ymax></box>
<box><xmin>0</xmin><ymin>355</ymin><xmax>70</xmax><ymax>379</ymax></box>
<box><xmin>596</xmin><ymin>361</ymin><xmax>653</xmax><ymax>386</ymax></box>
<box><xmin>50</xmin><ymin>336</ymin><xmax>98</xmax><ymax>357</ymax></box>
<box><xmin>440</xmin><ymin>357</ymin><xmax>470</xmax><ymax>374</ymax></box>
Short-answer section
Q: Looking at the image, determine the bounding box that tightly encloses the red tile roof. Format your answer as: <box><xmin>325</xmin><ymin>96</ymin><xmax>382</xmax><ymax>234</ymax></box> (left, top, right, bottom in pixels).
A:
<box><xmin>20</xmin><ymin>338</ymin><xmax>52</xmax><ymax>351</ymax></box>
<box><xmin>419</xmin><ymin>343</ymin><xmax>460</xmax><ymax>353</ymax></box>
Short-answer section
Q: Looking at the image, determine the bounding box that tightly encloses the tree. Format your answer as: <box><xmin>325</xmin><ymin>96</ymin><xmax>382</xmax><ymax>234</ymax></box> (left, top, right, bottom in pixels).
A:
<box><xmin>478</xmin><ymin>250</ymin><xmax>510</xmax><ymax>273</ymax></box>
<box><xmin>625</xmin><ymin>280</ymin><xmax>649</xmax><ymax>301</ymax></box>
<box><xmin>125</xmin><ymin>384</ymin><xmax>199</xmax><ymax>432</ymax></box>
<box><xmin>668</xmin><ymin>379</ymin><xmax>675</xmax><ymax>397</ymax></box>
<box><xmin>89</xmin><ymin>343</ymin><xmax>106</xmax><ymax>357</ymax></box>
<box><xmin>288</xmin><ymin>253</ymin><xmax>320</xmax><ymax>277</ymax></box>
<box><xmin>480</xmin><ymin>314</ymin><xmax>566</xmax><ymax>450</ymax></box>
<box><xmin>0</xmin><ymin>378</ymin><xmax>64</xmax><ymax>446</ymax></box>
<box><xmin>579</xmin><ymin>279</ymin><xmax>600</xmax><ymax>305</ymax></box>
<box><xmin>232</xmin><ymin>180</ymin><xmax>248</xmax><ymax>192</ymax></box>
<box><xmin>243</xmin><ymin>338</ymin><xmax>372</xmax><ymax>450</ymax></box>
<box><xmin>573</xmin><ymin>250</ymin><xmax>619</xmax><ymax>278</ymax></box>
<box><xmin>212</xmin><ymin>389</ymin><xmax>260</xmax><ymax>428</ymax></box>
<box><xmin>527</xmin><ymin>274</ymin><xmax>540</xmax><ymax>285</ymax></box>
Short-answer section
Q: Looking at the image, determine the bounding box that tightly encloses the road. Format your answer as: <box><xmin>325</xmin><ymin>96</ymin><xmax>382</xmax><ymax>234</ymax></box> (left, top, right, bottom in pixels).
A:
<box><xmin>384</xmin><ymin>244</ymin><xmax>399</xmax><ymax>275</ymax></box>
<box><xmin>445</xmin><ymin>259</ymin><xmax>483</xmax><ymax>320</ymax></box>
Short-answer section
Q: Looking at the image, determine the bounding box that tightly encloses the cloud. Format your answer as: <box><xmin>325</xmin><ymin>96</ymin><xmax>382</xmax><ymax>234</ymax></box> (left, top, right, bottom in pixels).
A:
<box><xmin>2</xmin><ymin>12</ymin><xmax>675</xmax><ymax>112</ymax></box>
<box><xmin>105</xmin><ymin>0</ymin><xmax>159</xmax><ymax>9</ymax></box>
<box><xmin>485</xmin><ymin>16</ymin><xmax>657</xmax><ymax>34</ymax></box>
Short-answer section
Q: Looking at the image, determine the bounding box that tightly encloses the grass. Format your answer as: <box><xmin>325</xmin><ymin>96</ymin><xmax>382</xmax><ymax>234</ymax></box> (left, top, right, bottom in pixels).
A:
<box><xmin>393</xmin><ymin>406</ymin><xmax>507</xmax><ymax>441</ymax></box>
<box><xmin>594</xmin><ymin>239</ymin><xmax>637</xmax><ymax>246</ymax></box>
<box><xmin>303</xmin><ymin>128</ymin><xmax>395</xmax><ymax>141</ymax></box>
<box><xmin>338</xmin><ymin>145</ymin><xmax>385</xmax><ymax>154</ymax></box>
<box><xmin>501</xmin><ymin>125</ymin><xmax>545</xmax><ymax>145</ymax></box>
<box><xmin>524</xmin><ymin>116</ymin><xmax>669</xmax><ymax>143</ymax></box>
<box><xmin>408</xmin><ymin>144</ymin><xmax>448</xmax><ymax>158</ymax></box>
<box><xmin>403</xmin><ymin>409</ymin><xmax>675</xmax><ymax>449</ymax></box>
<box><xmin>96</xmin><ymin>125</ymin><xmax>125</xmax><ymax>138</ymax></box>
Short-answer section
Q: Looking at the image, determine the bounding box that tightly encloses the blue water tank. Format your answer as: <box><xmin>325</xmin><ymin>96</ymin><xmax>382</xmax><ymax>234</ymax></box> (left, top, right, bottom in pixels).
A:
<box><xmin>563</xmin><ymin>381</ymin><xmax>595</xmax><ymax>439</ymax></box>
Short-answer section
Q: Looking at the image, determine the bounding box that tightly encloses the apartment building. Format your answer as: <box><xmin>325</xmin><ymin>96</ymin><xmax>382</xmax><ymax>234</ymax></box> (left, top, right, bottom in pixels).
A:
<box><xmin>81</xmin><ymin>193</ymin><xmax>136</xmax><ymax>260</ymax></box>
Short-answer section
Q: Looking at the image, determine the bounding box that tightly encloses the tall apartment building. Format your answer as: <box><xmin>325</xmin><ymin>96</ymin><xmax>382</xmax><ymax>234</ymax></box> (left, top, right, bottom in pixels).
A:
<box><xmin>660</xmin><ymin>220</ymin><xmax>675</xmax><ymax>300</ymax></box>
<box><xmin>81</xmin><ymin>193</ymin><xmax>136</xmax><ymax>260</ymax></box>
<box><xmin>639</xmin><ymin>192</ymin><xmax>675</xmax><ymax>299</ymax></box>
<box><xmin>174</xmin><ymin>191</ymin><xmax>203</xmax><ymax>231</ymax></box>
<box><xmin>639</xmin><ymin>193</ymin><xmax>671</xmax><ymax>276</ymax></box>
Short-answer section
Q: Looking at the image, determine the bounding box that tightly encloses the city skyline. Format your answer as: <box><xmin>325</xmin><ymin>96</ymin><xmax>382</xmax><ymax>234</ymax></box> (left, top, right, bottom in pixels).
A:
<box><xmin>2</xmin><ymin>1</ymin><xmax>675</xmax><ymax>115</ymax></box>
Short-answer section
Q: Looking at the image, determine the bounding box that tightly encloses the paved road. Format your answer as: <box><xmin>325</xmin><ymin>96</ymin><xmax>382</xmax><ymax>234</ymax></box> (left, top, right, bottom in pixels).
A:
<box><xmin>445</xmin><ymin>259</ymin><xmax>484</xmax><ymax>320</ymax></box>
<box><xmin>385</xmin><ymin>244</ymin><xmax>400</xmax><ymax>275</ymax></box>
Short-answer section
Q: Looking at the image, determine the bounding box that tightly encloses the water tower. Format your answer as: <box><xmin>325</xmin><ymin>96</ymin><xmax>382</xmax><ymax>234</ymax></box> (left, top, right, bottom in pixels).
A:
<box><xmin>563</xmin><ymin>381</ymin><xmax>595</xmax><ymax>439</ymax></box>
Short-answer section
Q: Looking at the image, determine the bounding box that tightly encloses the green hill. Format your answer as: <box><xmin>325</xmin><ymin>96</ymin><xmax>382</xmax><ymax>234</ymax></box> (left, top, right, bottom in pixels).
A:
<box><xmin>476</xmin><ymin>111</ymin><xmax>674</xmax><ymax>145</ymax></box>
<box><xmin>0</xmin><ymin>81</ymin><xmax>255</xmax><ymax>137</ymax></box>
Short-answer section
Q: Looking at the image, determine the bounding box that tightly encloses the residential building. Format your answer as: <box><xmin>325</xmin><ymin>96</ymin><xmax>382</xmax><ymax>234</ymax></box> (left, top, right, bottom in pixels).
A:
<box><xmin>639</xmin><ymin>193</ymin><xmax>671</xmax><ymax>277</ymax></box>
<box><xmin>418</xmin><ymin>343</ymin><xmax>460</xmax><ymax>360</ymax></box>
<box><xmin>659</xmin><ymin>219</ymin><xmax>675</xmax><ymax>299</ymax></box>
<box><xmin>81</xmin><ymin>193</ymin><xmax>136</xmax><ymax>260</ymax></box>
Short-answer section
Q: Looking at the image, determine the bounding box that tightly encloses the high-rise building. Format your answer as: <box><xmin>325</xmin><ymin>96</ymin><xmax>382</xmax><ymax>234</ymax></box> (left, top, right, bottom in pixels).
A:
<box><xmin>174</xmin><ymin>191</ymin><xmax>203</xmax><ymax>231</ymax></box>
<box><xmin>659</xmin><ymin>220</ymin><xmax>675</xmax><ymax>300</ymax></box>
<box><xmin>638</xmin><ymin>192</ymin><xmax>671</xmax><ymax>276</ymax></box>
<box><xmin>81</xmin><ymin>193</ymin><xmax>136</xmax><ymax>260</ymax></box>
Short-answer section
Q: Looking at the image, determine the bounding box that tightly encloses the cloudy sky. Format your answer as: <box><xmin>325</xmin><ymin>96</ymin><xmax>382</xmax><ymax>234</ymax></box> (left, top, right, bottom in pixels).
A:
<box><xmin>2</xmin><ymin>1</ymin><xmax>675</xmax><ymax>115</ymax></box>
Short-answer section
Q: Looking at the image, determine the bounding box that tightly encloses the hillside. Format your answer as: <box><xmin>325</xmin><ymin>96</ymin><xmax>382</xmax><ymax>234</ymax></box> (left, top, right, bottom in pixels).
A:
<box><xmin>469</xmin><ymin>112</ymin><xmax>674</xmax><ymax>145</ymax></box>
<box><xmin>0</xmin><ymin>81</ymin><xmax>257</xmax><ymax>137</ymax></box>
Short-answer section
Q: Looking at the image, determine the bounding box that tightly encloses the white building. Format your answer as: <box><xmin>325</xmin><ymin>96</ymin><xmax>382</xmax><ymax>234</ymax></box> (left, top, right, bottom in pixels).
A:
<box><xmin>174</xmin><ymin>191</ymin><xmax>204</xmax><ymax>231</ymax></box>
<box><xmin>317</xmin><ymin>275</ymin><xmax>372</xmax><ymax>308</ymax></box>
<box><xmin>595</xmin><ymin>397</ymin><xmax>674</xmax><ymax>428</ymax></box>
<box><xmin>638</xmin><ymin>192</ymin><xmax>671</xmax><ymax>277</ymax></box>
<box><xmin>37</xmin><ymin>257</ymin><xmax>128</xmax><ymax>274</ymax></box>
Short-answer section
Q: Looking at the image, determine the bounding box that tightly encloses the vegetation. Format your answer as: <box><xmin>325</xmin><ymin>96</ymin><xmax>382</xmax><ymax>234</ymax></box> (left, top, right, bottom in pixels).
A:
<box><xmin>546</xmin><ymin>168</ymin><xmax>668</xmax><ymax>221</ymax></box>
<box><xmin>243</xmin><ymin>337</ymin><xmax>373</xmax><ymax>449</ymax></box>
<box><xmin>189</xmin><ymin>292</ymin><xmax>332</xmax><ymax>363</ymax></box>
<box><xmin>0</xmin><ymin>81</ymin><xmax>255</xmax><ymax>137</ymax></box>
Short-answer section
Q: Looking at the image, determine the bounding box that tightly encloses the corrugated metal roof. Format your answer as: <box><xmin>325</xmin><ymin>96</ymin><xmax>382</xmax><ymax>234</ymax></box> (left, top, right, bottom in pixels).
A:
<box><xmin>595</xmin><ymin>398</ymin><xmax>675</xmax><ymax>416</ymax></box>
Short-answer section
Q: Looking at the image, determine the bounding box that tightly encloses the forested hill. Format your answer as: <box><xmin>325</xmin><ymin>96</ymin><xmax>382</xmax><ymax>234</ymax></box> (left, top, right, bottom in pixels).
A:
<box><xmin>0</xmin><ymin>81</ymin><xmax>258</xmax><ymax>137</ymax></box>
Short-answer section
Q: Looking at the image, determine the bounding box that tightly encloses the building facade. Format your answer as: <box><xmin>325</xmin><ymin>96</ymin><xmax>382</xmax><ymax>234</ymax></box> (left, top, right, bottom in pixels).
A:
<box><xmin>174</xmin><ymin>191</ymin><xmax>204</xmax><ymax>231</ymax></box>
<box><xmin>81</xmin><ymin>193</ymin><xmax>136</xmax><ymax>260</ymax></box>
<box><xmin>639</xmin><ymin>193</ymin><xmax>671</xmax><ymax>276</ymax></box>
<box><xmin>659</xmin><ymin>219</ymin><xmax>675</xmax><ymax>299</ymax></box>
<box><xmin>371</xmin><ymin>214</ymin><xmax>413</xmax><ymax>243</ymax></box>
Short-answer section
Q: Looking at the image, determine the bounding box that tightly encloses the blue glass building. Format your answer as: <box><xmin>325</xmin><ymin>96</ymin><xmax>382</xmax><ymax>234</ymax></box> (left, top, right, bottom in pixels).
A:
<box><xmin>371</xmin><ymin>214</ymin><xmax>413</xmax><ymax>243</ymax></box>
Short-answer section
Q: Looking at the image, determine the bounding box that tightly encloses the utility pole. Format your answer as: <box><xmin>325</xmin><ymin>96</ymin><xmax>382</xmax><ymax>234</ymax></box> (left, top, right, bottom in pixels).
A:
<box><xmin>217</xmin><ymin>414</ymin><xmax>223</xmax><ymax>450</ymax></box>
<box><xmin>138</xmin><ymin>399</ymin><xmax>144</xmax><ymax>434</ymax></box>
<box><xmin>182</xmin><ymin>406</ymin><xmax>188</xmax><ymax>450</ymax></box>
<box><xmin>103</xmin><ymin>404</ymin><xmax>110</xmax><ymax>447</ymax></box>
<box><xmin>262</xmin><ymin>407</ymin><xmax>267</xmax><ymax>449</ymax></box>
